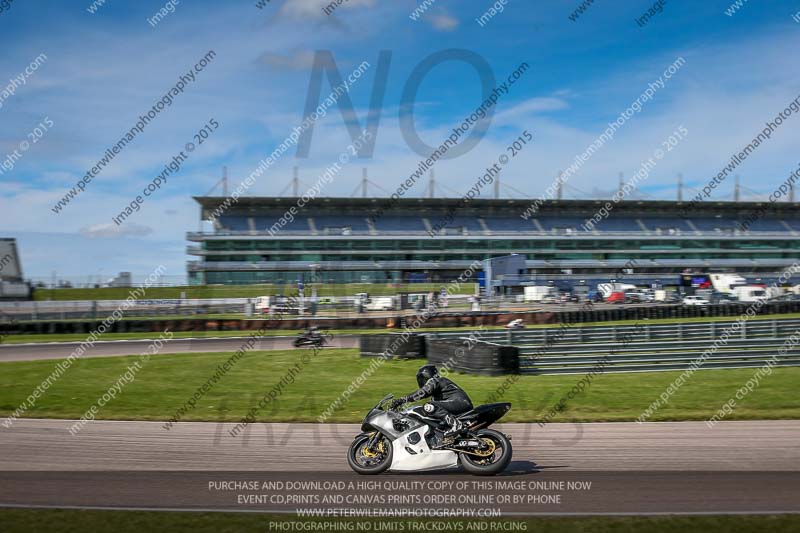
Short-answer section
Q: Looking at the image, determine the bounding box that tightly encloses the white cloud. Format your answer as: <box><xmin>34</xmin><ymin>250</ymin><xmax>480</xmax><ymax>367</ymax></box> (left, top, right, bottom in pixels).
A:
<box><xmin>429</xmin><ymin>13</ymin><xmax>459</xmax><ymax>31</ymax></box>
<box><xmin>493</xmin><ymin>97</ymin><xmax>570</xmax><ymax>125</ymax></box>
<box><xmin>257</xmin><ymin>50</ymin><xmax>319</xmax><ymax>71</ymax></box>
<box><xmin>278</xmin><ymin>0</ymin><xmax>375</xmax><ymax>19</ymax></box>
<box><xmin>79</xmin><ymin>223</ymin><xmax>154</xmax><ymax>238</ymax></box>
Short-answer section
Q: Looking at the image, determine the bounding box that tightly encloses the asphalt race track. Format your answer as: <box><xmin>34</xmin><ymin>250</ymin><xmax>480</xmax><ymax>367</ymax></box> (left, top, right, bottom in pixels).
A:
<box><xmin>1</xmin><ymin>419</ymin><xmax>798</xmax><ymax>515</ymax></box>
<box><xmin>0</xmin><ymin>335</ymin><xmax>359</xmax><ymax>362</ymax></box>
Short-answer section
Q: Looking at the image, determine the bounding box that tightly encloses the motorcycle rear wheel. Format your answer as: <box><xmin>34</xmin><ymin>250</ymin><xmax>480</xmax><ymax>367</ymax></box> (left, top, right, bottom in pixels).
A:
<box><xmin>347</xmin><ymin>434</ymin><xmax>393</xmax><ymax>475</ymax></box>
<box><xmin>459</xmin><ymin>429</ymin><xmax>512</xmax><ymax>476</ymax></box>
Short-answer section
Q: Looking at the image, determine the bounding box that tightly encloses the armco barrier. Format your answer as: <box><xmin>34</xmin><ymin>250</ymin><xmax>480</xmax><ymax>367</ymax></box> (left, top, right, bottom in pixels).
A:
<box><xmin>433</xmin><ymin>317</ymin><xmax>800</xmax><ymax>346</ymax></box>
<box><xmin>359</xmin><ymin>334</ymin><xmax>425</xmax><ymax>359</ymax></box>
<box><xmin>426</xmin><ymin>338</ymin><xmax>520</xmax><ymax>376</ymax></box>
<box><xmin>434</xmin><ymin>317</ymin><xmax>800</xmax><ymax>375</ymax></box>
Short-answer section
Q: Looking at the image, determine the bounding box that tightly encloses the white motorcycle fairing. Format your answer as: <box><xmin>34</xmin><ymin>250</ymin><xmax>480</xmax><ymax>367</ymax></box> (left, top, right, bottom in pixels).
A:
<box><xmin>388</xmin><ymin>425</ymin><xmax>459</xmax><ymax>472</ymax></box>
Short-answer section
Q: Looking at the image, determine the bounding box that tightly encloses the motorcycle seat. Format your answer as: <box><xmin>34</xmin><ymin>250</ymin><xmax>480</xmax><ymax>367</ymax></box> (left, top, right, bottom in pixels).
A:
<box><xmin>456</xmin><ymin>402</ymin><xmax>512</xmax><ymax>420</ymax></box>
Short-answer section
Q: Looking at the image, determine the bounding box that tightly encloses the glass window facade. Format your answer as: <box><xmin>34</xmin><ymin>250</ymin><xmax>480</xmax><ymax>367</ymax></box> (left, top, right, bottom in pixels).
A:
<box><xmin>188</xmin><ymin>235</ymin><xmax>800</xmax><ymax>284</ymax></box>
<box><xmin>187</xmin><ymin>198</ymin><xmax>800</xmax><ymax>285</ymax></box>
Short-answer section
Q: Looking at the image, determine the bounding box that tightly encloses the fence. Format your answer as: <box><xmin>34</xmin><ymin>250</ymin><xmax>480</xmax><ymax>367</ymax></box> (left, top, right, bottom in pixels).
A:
<box><xmin>430</xmin><ymin>318</ymin><xmax>800</xmax><ymax>375</ymax></box>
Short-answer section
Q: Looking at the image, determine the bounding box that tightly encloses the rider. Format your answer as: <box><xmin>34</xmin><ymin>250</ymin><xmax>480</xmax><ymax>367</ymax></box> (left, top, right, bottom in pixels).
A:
<box><xmin>391</xmin><ymin>364</ymin><xmax>473</xmax><ymax>439</ymax></box>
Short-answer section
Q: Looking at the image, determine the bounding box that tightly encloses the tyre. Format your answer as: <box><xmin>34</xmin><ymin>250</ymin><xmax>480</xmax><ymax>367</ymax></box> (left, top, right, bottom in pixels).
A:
<box><xmin>459</xmin><ymin>429</ymin><xmax>512</xmax><ymax>476</ymax></box>
<box><xmin>293</xmin><ymin>339</ymin><xmax>302</xmax><ymax>347</ymax></box>
<box><xmin>347</xmin><ymin>433</ymin><xmax>393</xmax><ymax>475</ymax></box>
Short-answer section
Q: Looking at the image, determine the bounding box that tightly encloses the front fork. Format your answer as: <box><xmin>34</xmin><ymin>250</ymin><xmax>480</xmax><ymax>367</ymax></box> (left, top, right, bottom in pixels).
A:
<box><xmin>366</xmin><ymin>431</ymin><xmax>382</xmax><ymax>451</ymax></box>
<box><xmin>359</xmin><ymin>431</ymin><xmax>387</xmax><ymax>458</ymax></box>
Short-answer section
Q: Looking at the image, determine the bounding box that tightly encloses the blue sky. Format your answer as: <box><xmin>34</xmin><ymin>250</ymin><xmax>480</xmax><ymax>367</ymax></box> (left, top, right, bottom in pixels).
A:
<box><xmin>1</xmin><ymin>0</ymin><xmax>799</xmax><ymax>281</ymax></box>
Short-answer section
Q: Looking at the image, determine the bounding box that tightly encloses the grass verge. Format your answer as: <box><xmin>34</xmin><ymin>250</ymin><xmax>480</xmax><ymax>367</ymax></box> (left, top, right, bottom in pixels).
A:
<box><xmin>0</xmin><ymin>349</ymin><xmax>797</xmax><ymax>423</ymax></box>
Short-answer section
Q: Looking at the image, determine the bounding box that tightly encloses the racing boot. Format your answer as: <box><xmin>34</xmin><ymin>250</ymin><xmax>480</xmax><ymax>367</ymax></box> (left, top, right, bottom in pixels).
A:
<box><xmin>441</xmin><ymin>414</ymin><xmax>464</xmax><ymax>443</ymax></box>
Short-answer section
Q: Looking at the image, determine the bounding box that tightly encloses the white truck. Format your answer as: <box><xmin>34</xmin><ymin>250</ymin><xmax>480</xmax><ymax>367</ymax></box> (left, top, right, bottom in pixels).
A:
<box><xmin>366</xmin><ymin>297</ymin><xmax>395</xmax><ymax>311</ymax></box>
<box><xmin>354</xmin><ymin>293</ymin><xmax>395</xmax><ymax>311</ymax></box>
<box><xmin>523</xmin><ymin>285</ymin><xmax>554</xmax><ymax>302</ymax></box>
<box><xmin>255</xmin><ymin>296</ymin><xmax>306</xmax><ymax>315</ymax></box>
<box><xmin>597</xmin><ymin>282</ymin><xmax>637</xmax><ymax>299</ymax></box>
<box><xmin>709</xmin><ymin>273</ymin><xmax>747</xmax><ymax>295</ymax></box>
<box><xmin>732</xmin><ymin>286</ymin><xmax>768</xmax><ymax>303</ymax></box>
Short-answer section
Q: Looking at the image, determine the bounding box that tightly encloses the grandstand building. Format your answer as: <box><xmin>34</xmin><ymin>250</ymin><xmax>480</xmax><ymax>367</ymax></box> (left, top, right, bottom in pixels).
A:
<box><xmin>187</xmin><ymin>196</ymin><xmax>800</xmax><ymax>287</ymax></box>
<box><xmin>0</xmin><ymin>238</ymin><xmax>29</xmax><ymax>299</ymax></box>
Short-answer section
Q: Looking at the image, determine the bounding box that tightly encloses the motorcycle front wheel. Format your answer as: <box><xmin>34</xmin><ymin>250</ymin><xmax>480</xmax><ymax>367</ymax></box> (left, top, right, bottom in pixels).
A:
<box><xmin>347</xmin><ymin>434</ymin><xmax>393</xmax><ymax>475</ymax></box>
<box><xmin>459</xmin><ymin>429</ymin><xmax>512</xmax><ymax>476</ymax></box>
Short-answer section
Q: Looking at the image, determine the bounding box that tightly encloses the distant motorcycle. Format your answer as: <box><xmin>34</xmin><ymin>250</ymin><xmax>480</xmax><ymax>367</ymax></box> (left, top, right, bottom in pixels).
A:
<box><xmin>347</xmin><ymin>394</ymin><xmax>513</xmax><ymax>476</ymax></box>
<box><xmin>293</xmin><ymin>330</ymin><xmax>330</xmax><ymax>348</ymax></box>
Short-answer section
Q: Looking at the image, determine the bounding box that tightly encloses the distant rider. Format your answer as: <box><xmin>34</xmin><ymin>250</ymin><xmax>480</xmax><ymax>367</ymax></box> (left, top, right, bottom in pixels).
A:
<box><xmin>391</xmin><ymin>365</ymin><xmax>473</xmax><ymax>439</ymax></box>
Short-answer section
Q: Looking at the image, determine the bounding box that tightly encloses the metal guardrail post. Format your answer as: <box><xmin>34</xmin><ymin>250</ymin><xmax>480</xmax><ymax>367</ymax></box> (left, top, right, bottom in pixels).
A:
<box><xmin>678</xmin><ymin>323</ymin><xmax>683</xmax><ymax>340</ymax></box>
<box><xmin>772</xmin><ymin>320</ymin><xmax>778</xmax><ymax>338</ymax></box>
<box><xmin>507</xmin><ymin>329</ymin><xmax>513</xmax><ymax>345</ymax></box>
<box><xmin>645</xmin><ymin>324</ymin><xmax>651</xmax><ymax>341</ymax></box>
<box><xmin>742</xmin><ymin>321</ymin><xmax>747</xmax><ymax>339</ymax></box>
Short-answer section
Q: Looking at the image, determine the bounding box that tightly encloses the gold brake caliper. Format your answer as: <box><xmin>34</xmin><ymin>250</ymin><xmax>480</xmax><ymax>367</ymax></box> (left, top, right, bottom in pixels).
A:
<box><xmin>362</xmin><ymin>433</ymin><xmax>384</xmax><ymax>458</ymax></box>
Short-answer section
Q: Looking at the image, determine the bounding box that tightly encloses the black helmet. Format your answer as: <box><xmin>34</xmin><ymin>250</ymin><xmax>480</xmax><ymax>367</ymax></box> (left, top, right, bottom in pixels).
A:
<box><xmin>416</xmin><ymin>365</ymin><xmax>438</xmax><ymax>388</ymax></box>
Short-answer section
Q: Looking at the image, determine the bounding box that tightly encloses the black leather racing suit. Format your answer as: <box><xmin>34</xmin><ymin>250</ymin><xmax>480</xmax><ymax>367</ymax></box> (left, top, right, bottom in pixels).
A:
<box><xmin>401</xmin><ymin>376</ymin><xmax>473</xmax><ymax>422</ymax></box>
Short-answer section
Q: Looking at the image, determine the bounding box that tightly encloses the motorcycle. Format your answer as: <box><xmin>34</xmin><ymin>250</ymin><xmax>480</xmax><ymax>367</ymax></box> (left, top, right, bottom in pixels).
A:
<box><xmin>293</xmin><ymin>330</ymin><xmax>329</xmax><ymax>348</ymax></box>
<box><xmin>347</xmin><ymin>394</ymin><xmax>513</xmax><ymax>476</ymax></box>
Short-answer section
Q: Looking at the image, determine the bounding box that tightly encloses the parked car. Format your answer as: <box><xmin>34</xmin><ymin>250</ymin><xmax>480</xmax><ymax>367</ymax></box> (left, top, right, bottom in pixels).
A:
<box><xmin>540</xmin><ymin>294</ymin><xmax>559</xmax><ymax>304</ymax></box>
<box><xmin>606</xmin><ymin>292</ymin><xmax>626</xmax><ymax>304</ymax></box>
<box><xmin>625</xmin><ymin>291</ymin><xmax>649</xmax><ymax>303</ymax></box>
<box><xmin>711</xmin><ymin>292</ymin><xmax>737</xmax><ymax>305</ymax></box>
<box><xmin>664</xmin><ymin>293</ymin><xmax>682</xmax><ymax>303</ymax></box>
<box><xmin>683</xmin><ymin>295</ymin><xmax>710</xmax><ymax>306</ymax></box>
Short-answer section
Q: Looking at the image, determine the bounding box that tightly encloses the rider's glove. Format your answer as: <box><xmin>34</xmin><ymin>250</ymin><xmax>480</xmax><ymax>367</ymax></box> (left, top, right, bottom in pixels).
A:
<box><xmin>390</xmin><ymin>398</ymin><xmax>405</xmax><ymax>409</ymax></box>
